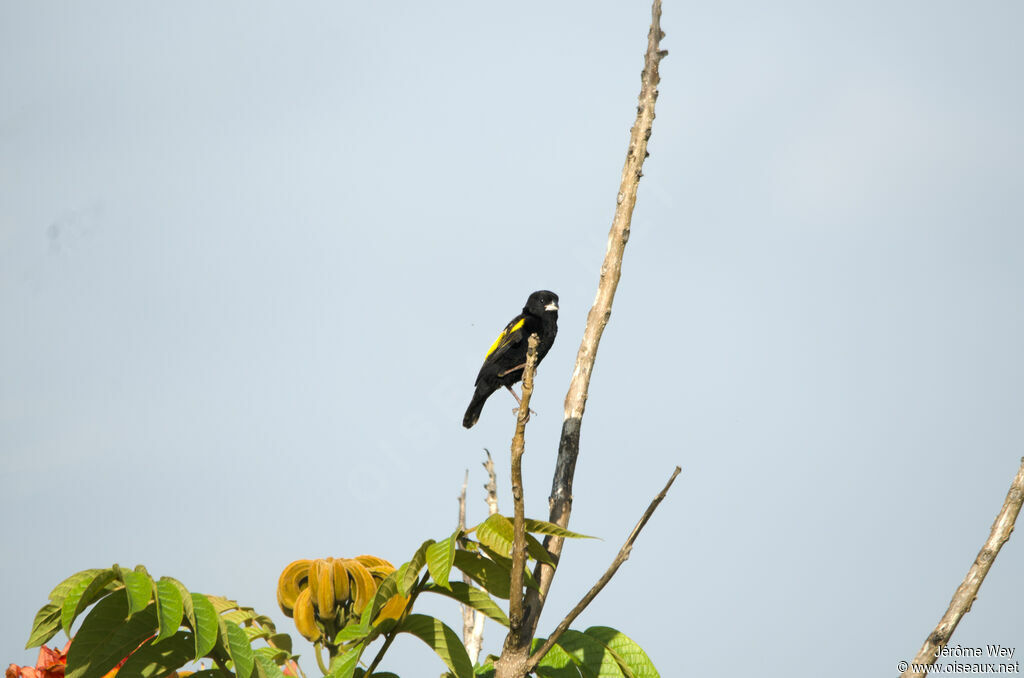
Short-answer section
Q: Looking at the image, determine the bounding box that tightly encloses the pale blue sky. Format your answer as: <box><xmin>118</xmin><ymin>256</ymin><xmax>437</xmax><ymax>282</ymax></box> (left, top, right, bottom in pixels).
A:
<box><xmin>3</xmin><ymin>2</ymin><xmax>1023</xmax><ymax>676</ymax></box>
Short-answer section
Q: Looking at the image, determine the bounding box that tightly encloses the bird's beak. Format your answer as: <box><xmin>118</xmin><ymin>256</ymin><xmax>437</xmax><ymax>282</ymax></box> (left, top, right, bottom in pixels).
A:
<box><xmin>545</xmin><ymin>302</ymin><xmax>559</xmax><ymax>311</ymax></box>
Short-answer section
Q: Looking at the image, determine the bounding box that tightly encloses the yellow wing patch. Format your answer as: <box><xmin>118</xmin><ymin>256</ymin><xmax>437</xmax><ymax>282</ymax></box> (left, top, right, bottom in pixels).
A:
<box><xmin>485</xmin><ymin>318</ymin><xmax>525</xmax><ymax>360</ymax></box>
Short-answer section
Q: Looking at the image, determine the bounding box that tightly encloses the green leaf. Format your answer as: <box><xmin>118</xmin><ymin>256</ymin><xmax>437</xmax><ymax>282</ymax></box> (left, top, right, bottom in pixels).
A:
<box><xmin>397</xmin><ymin>540</ymin><xmax>434</xmax><ymax>596</ymax></box>
<box><xmin>525</xmin><ymin>533</ymin><xmax>557</xmax><ymax>567</ymax></box>
<box><xmin>397</xmin><ymin>614</ymin><xmax>473</xmax><ymax>678</ymax></box>
<box><xmin>154</xmin><ymin>579</ymin><xmax>184</xmax><ymax>643</ymax></box>
<box><xmin>123</xmin><ymin>570</ymin><xmax>153</xmax><ymax>617</ymax></box>
<box><xmin>532</xmin><ymin>638</ymin><xmax>584</xmax><ymax>678</ymax></box>
<box><xmin>223</xmin><ymin>620</ymin><xmax>255</xmax><ymax>678</ymax></box>
<box><xmin>116</xmin><ymin>630</ymin><xmax>194</xmax><ymax>678</ymax></box>
<box><xmin>326</xmin><ymin>641</ymin><xmax>365</xmax><ymax>678</ymax></box>
<box><xmin>244</xmin><ymin>625</ymin><xmax>271</xmax><ymax>643</ymax></box>
<box><xmin>61</xmin><ymin>569</ymin><xmax>118</xmax><ymax>637</ymax></box>
<box><xmin>476</xmin><ymin>515</ymin><xmax>514</xmax><ymax>557</ymax></box>
<box><xmin>452</xmin><ymin>551</ymin><xmax>510</xmax><ymax>599</ymax></box>
<box><xmin>223</xmin><ymin>609</ymin><xmax>252</xmax><ymax>626</ymax></box>
<box><xmin>477</xmin><ymin>545</ymin><xmax>513</xmax><ymax>572</ymax></box>
<box><xmin>334</xmin><ymin>621</ymin><xmax>371</xmax><ymax>644</ymax></box>
<box><xmin>190</xmin><ymin>593</ymin><xmax>220</xmax><ymax>658</ymax></box>
<box><xmin>253</xmin><ymin>614</ymin><xmax>276</xmax><ymax>627</ymax></box>
<box><xmin>477</xmin><ymin>546</ymin><xmax>540</xmax><ymax>593</ymax></box>
<box><xmin>372</xmin><ymin>617</ymin><xmax>398</xmax><ymax>637</ymax></box>
<box><xmin>427</xmin><ymin>528</ymin><xmax>460</xmax><ymax>590</ymax></box>
<box><xmin>267</xmin><ymin>633</ymin><xmax>293</xmax><ymax>654</ymax></box>
<box><xmin>343</xmin><ymin>600</ymin><xmax>396</xmax><ymax>647</ymax></box>
<box><xmin>253</xmin><ymin>644</ymin><xmax>288</xmax><ymax>660</ymax></box>
<box><xmin>555</xmin><ymin>629</ymin><xmax>624</xmax><ymax>678</ymax></box>
<box><xmin>25</xmin><ymin>603</ymin><xmax>62</xmax><ymax>649</ymax></box>
<box><xmin>66</xmin><ymin>592</ymin><xmax>159</xmax><ymax>678</ymax></box>
<box><xmin>422</xmin><ymin>582</ymin><xmax>509</xmax><ymax>626</ymax></box>
<box><xmin>48</xmin><ymin>569</ymin><xmax>106</xmax><ymax>605</ymax></box>
<box><xmin>524</xmin><ymin>519</ymin><xmax>595</xmax><ymax>540</ymax></box>
<box><xmin>358</xmin><ymin>570</ymin><xmax>401</xmax><ymax>627</ymax></box>
<box><xmin>584</xmin><ymin>627</ymin><xmax>658</xmax><ymax>678</ymax></box>
<box><xmin>253</xmin><ymin>651</ymin><xmax>288</xmax><ymax>678</ymax></box>
<box><xmin>207</xmin><ymin>594</ymin><xmax>241</xmax><ymax>613</ymax></box>
<box><xmin>161</xmin><ymin>578</ymin><xmax>195</xmax><ymax>650</ymax></box>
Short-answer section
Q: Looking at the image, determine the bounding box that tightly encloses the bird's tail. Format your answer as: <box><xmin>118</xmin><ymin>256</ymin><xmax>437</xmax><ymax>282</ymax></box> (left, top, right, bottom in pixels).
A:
<box><xmin>463</xmin><ymin>387</ymin><xmax>491</xmax><ymax>429</ymax></box>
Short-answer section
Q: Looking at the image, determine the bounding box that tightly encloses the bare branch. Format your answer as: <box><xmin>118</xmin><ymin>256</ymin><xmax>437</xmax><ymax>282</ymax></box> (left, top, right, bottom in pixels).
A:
<box><xmin>496</xmin><ymin>334</ymin><xmax>540</xmax><ymax>676</ymax></box>
<box><xmin>484</xmin><ymin>449</ymin><xmax>500</xmax><ymax>516</ymax></box>
<box><xmin>526</xmin><ymin>466</ymin><xmax>680</xmax><ymax>671</ymax></box>
<box><xmin>506</xmin><ymin>337</ymin><xmax>539</xmax><ymax>630</ymax></box>
<box><xmin>465</xmin><ymin>608</ymin><xmax>486</xmax><ymax>667</ymax></box>
<box><xmin>900</xmin><ymin>457</ymin><xmax>1024</xmax><ymax>678</ymax></box>
<box><xmin>458</xmin><ymin>470</ymin><xmax>469</xmax><ymax>530</ymax></box>
<box><xmin>457</xmin><ymin>453</ymin><xmax>500</xmax><ymax>665</ymax></box>
<box><xmin>458</xmin><ymin>469</ymin><xmax>481</xmax><ymax>657</ymax></box>
<box><xmin>522</xmin><ymin>0</ymin><xmax>667</xmax><ymax>643</ymax></box>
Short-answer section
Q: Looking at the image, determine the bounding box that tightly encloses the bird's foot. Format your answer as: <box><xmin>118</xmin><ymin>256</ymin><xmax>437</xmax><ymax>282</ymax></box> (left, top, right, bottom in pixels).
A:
<box><xmin>512</xmin><ymin>406</ymin><xmax>538</xmax><ymax>422</ymax></box>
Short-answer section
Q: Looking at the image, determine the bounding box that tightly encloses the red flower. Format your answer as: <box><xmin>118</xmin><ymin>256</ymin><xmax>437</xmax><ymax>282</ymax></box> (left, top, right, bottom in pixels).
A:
<box><xmin>6</xmin><ymin>641</ymin><xmax>70</xmax><ymax>678</ymax></box>
<box><xmin>5</xmin><ymin>640</ymin><xmax>165</xmax><ymax>678</ymax></box>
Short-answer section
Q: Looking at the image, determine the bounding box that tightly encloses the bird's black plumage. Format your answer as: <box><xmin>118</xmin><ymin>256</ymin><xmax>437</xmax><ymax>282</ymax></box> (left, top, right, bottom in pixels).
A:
<box><xmin>463</xmin><ymin>290</ymin><xmax>559</xmax><ymax>428</ymax></box>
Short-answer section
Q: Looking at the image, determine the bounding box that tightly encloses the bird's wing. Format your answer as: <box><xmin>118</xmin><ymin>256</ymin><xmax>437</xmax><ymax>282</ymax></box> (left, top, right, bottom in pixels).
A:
<box><xmin>484</xmin><ymin>315</ymin><xmax>526</xmax><ymax>362</ymax></box>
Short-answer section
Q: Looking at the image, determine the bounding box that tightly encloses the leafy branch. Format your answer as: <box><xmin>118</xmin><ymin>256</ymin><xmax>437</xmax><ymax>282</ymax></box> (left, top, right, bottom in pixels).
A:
<box><xmin>25</xmin><ymin>564</ymin><xmax>297</xmax><ymax>678</ymax></box>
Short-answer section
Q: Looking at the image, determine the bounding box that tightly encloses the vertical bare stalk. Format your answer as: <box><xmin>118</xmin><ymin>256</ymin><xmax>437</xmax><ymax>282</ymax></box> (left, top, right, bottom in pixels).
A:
<box><xmin>484</xmin><ymin>450</ymin><xmax>500</xmax><ymax>517</ymax></box>
<box><xmin>459</xmin><ymin>455</ymin><xmax>500</xmax><ymax>664</ymax></box>
<box><xmin>456</xmin><ymin>470</ymin><xmax>483</xmax><ymax>662</ymax></box>
<box><xmin>458</xmin><ymin>453</ymin><xmax>500</xmax><ymax>664</ymax></box>
<box><xmin>522</xmin><ymin>0</ymin><xmax>667</xmax><ymax>642</ymax></box>
<box><xmin>900</xmin><ymin>457</ymin><xmax>1024</xmax><ymax>678</ymax></box>
<box><xmin>498</xmin><ymin>334</ymin><xmax>540</xmax><ymax>673</ymax></box>
<box><xmin>458</xmin><ymin>470</ymin><xmax>469</xmax><ymax>529</ymax></box>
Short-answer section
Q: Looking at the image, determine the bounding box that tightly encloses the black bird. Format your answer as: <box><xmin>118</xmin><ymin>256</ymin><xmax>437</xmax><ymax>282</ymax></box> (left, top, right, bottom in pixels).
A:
<box><xmin>463</xmin><ymin>290</ymin><xmax>559</xmax><ymax>428</ymax></box>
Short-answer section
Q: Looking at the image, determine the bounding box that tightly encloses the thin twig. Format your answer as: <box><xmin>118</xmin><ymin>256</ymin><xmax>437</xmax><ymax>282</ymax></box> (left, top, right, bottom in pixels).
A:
<box><xmin>900</xmin><ymin>457</ymin><xmax>1024</xmax><ymax>678</ymax></box>
<box><xmin>525</xmin><ymin>466</ymin><xmax>681</xmax><ymax>672</ymax></box>
<box><xmin>522</xmin><ymin>0</ymin><xmax>667</xmax><ymax>644</ymax></box>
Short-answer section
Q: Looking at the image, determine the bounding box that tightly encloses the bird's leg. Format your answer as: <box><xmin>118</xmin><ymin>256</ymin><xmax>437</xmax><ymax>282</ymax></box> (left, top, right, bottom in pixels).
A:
<box><xmin>505</xmin><ymin>385</ymin><xmax>537</xmax><ymax>420</ymax></box>
<box><xmin>497</xmin><ymin>363</ymin><xmax>526</xmax><ymax>378</ymax></box>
